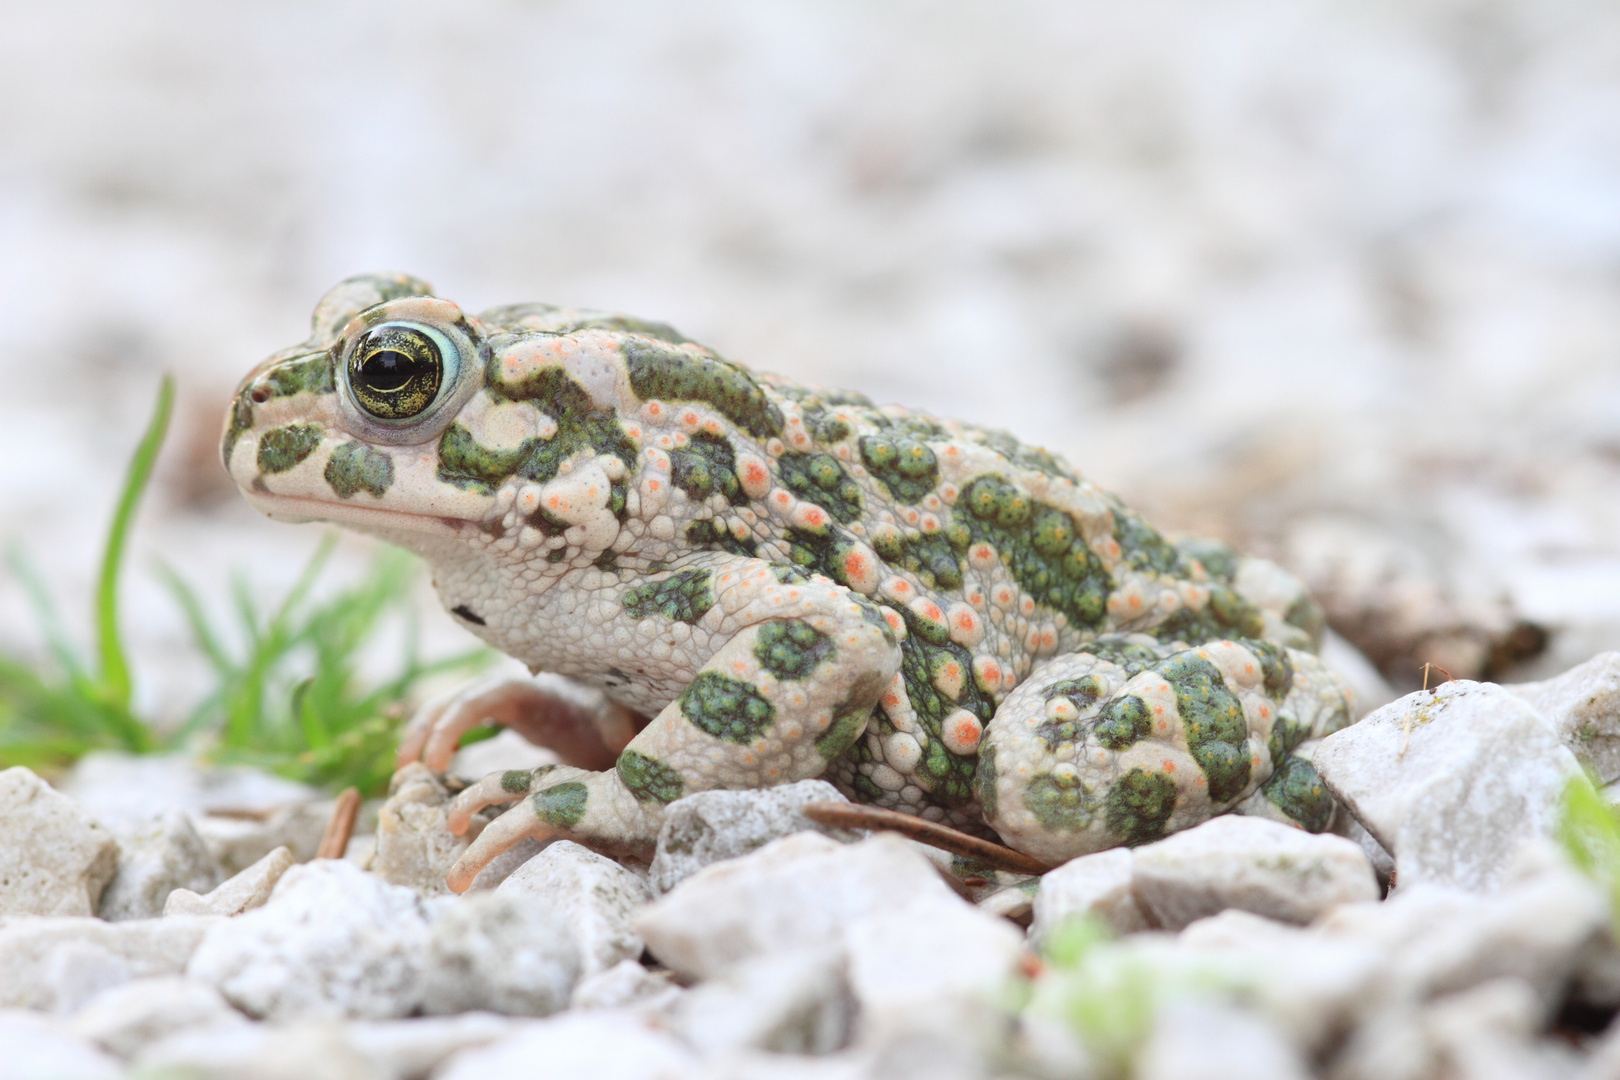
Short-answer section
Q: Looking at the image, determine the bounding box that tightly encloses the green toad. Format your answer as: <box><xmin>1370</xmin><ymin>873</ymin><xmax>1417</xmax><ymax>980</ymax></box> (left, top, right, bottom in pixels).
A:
<box><xmin>224</xmin><ymin>273</ymin><xmax>1354</xmax><ymax>889</ymax></box>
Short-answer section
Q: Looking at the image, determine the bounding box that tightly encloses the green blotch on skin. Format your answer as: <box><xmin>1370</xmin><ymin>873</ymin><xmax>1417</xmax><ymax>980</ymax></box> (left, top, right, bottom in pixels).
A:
<box><xmin>556</xmin><ymin>313</ymin><xmax>691</xmax><ymax>343</ymax></box>
<box><xmin>1244</xmin><ymin>639</ymin><xmax>1295</xmax><ymax>700</ymax></box>
<box><xmin>618</xmin><ymin>749</ymin><xmax>685</xmax><ymax>804</ymax></box>
<box><xmin>1093</xmin><ymin>693</ymin><xmax>1152</xmax><ymax>751</ymax></box>
<box><xmin>684</xmin><ymin>518</ymin><xmax>758</xmax><ymax>558</ymax></box>
<box><xmin>501</xmin><ymin>770</ymin><xmax>532</xmax><ymax>794</ymax></box>
<box><xmin>859</xmin><ymin>434</ymin><xmax>938</xmax><ymax>504</ymax></box>
<box><xmin>1022</xmin><ymin>771</ymin><xmax>1096</xmax><ymax>832</ymax></box>
<box><xmin>325</xmin><ymin>441</ymin><xmax>394</xmax><ymax>498</ymax></box>
<box><xmin>851</xmin><ymin>772</ymin><xmax>884</xmax><ymax>800</ymax></box>
<box><xmin>777</xmin><ymin>451</ymin><xmax>863</xmax><ymax>523</ymax></box>
<box><xmin>1208</xmin><ymin>586</ymin><xmax>1266</xmax><ymax>638</ymax></box>
<box><xmin>853</xmin><ymin>596</ymin><xmax>897</xmax><ymax>645</ymax></box>
<box><xmin>1174</xmin><ymin>537</ymin><xmax>1237</xmax><ymax>583</ymax></box>
<box><xmin>1044</xmin><ymin>675</ymin><xmax>1105</xmax><ymax>704</ymax></box>
<box><xmin>1112</xmin><ymin>510</ymin><xmax>1185</xmax><ymax>577</ymax></box>
<box><xmin>957</xmin><ymin>475</ymin><xmax>1111</xmax><ymax>631</ymax></box>
<box><xmin>895</xmin><ymin>632</ymin><xmax>988</xmax><ymax>807</ymax></box>
<box><xmin>223</xmin><ymin>397</ymin><xmax>254</xmax><ymax>470</ymax></box>
<box><xmin>812</xmin><ymin>415</ymin><xmax>850</xmax><ymax>443</ymax></box>
<box><xmin>1266</xmin><ymin>709</ymin><xmax>1311</xmax><ymax>765</ymax></box>
<box><xmin>967</xmin><ymin>426</ymin><xmax>1078</xmax><ymax>482</ymax></box>
<box><xmin>754</xmin><ymin>619</ymin><xmax>835</xmax><ymax>681</ymax></box>
<box><xmin>1086</xmin><ymin>637</ymin><xmax>1168</xmax><ymax>678</ymax></box>
<box><xmin>680</xmin><ymin>671</ymin><xmax>775</xmax><ymax>744</ymax></box>
<box><xmin>257</xmin><ymin>424</ymin><xmax>322</xmax><ymax>474</ymax></box>
<box><xmin>622</xmin><ymin>568</ymin><xmax>715</xmax><ymax>624</ymax></box>
<box><xmin>769</xmin><ymin>563</ymin><xmax>812</xmax><ymax>585</ymax></box>
<box><xmin>1104</xmin><ymin>767</ymin><xmax>1177</xmax><ymax>845</ymax></box>
<box><xmin>437</xmin><ymin>423</ymin><xmax>533</xmax><ymax>495</ymax></box>
<box><xmin>447</xmin><ymin>366</ymin><xmax>637</xmax><ymax>503</ymax></box>
<box><xmin>263</xmin><ymin>353</ymin><xmax>336</xmax><ymax>400</ymax></box>
<box><xmin>1160</xmin><ymin>652</ymin><xmax>1250</xmax><ymax>804</ymax></box>
<box><xmin>670</xmin><ymin>431</ymin><xmax>744</xmax><ymax>505</ymax></box>
<box><xmin>532</xmin><ymin>781</ymin><xmax>588</xmax><ymax>828</ymax></box>
<box><xmin>1035</xmin><ymin>676</ymin><xmax>1107</xmax><ymax>750</ymax></box>
<box><xmin>888</xmin><ymin>532</ymin><xmax>961</xmax><ymax>591</ymax></box>
<box><xmin>1261</xmin><ymin>753</ymin><xmax>1335</xmax><ymax>833</ymax></box>
<box><xmin>974</xmin><ymin>742</ymin><xmax>999</xmax><ymax>820</ymax></box>
<box><xmin>622</xmin><ymin>338</ymin><xmax>783</xmax><ymax>439</ymax></box>
<box><xmin>814</xmin><ymin>702</ymin><xmax>871</xmax><ymax>760</ymax></box>
<box><xmin>1284</xmin><ymin>592</ymin><xmax>1325</xmax><ymax>644</ymax></box>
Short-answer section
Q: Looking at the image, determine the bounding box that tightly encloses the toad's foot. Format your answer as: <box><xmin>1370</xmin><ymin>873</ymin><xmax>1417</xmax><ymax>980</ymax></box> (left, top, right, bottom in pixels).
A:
<box><xmin>397</xmin><ymin>675</ymin><xmax>647</xmax><ymax>772</ymax></box>
<box><xmin>977</xmin><ymin>635</ymin><xmax>1354</xmax><ymax>865</ymax></box>
<box><xmin>442</xmin><ymin>557</ymin><xmax>902</xmax><ymax>891</ymax></box>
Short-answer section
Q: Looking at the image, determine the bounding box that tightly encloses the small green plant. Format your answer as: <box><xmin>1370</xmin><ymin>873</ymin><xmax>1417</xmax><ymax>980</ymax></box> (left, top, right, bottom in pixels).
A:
<box><xmin>1558</xmin><ymin>770</ymin><xmax>1620</xmax><ymax>935</ymax></box>
<box><xmin>1016</xmin><ymin>917</ymin><xmax>1242</xmax><ymax>1078</ymax></box>
<box><xmin>0</xmin><ymin>375</ymin><xmax>490</xmax><ymax>795</ymax></box>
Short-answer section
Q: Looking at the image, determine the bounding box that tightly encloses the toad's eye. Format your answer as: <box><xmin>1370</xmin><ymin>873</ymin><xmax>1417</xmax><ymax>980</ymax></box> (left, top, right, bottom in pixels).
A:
<box><xmin>348</xmin><ymin>325</ymin><xmax>444</xmax><ymax>419</ymax></box>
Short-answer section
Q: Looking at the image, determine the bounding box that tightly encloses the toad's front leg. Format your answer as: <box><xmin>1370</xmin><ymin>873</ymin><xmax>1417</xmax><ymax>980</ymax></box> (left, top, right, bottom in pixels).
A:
<box><xmin>441</xmin><ymin>559</ymin><xmax>902</xmax><ymax>892</ymax></box>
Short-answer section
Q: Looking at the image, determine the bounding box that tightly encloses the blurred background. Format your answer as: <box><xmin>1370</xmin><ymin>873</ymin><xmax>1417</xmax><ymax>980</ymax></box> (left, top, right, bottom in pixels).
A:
<box><xmin>3</xmin><ymin>0</ymin><xmax>1620</xmax><ymax>727</ymax></box>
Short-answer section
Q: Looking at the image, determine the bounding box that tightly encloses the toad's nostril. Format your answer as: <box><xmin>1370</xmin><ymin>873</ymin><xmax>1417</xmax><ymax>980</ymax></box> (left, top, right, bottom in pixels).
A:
<box><xmin>250</xmin><ymin>386</ymin><xmax>270</xmax><ymax>404</ymax></box>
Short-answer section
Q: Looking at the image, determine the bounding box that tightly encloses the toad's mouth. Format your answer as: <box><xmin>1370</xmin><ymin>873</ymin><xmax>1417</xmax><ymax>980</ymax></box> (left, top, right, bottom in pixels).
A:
<box><xmin>239</xmin><ymin>488</ymin><xmax>476</xmax><ymax>539</ymax></box>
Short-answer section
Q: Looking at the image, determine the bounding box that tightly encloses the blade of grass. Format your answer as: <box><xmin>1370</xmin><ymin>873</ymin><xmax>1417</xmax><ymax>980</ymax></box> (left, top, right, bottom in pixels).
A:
<box><xmin>94</xmin><ymin>373</ymin><xmax>173</xmax><ymax>722</ymax></box>
<box><xmin>153</xmin><ymin>561</ymin><xmax>235</xmax><ymax>677</ymax></box>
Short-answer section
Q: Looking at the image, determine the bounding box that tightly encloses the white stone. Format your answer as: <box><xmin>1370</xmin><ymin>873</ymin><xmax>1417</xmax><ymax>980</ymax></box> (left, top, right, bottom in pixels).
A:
<box><xmin>186</xmin><ymin>860</ymin><xmax>430</xmax><ymax>1020</ymax></box>
<box><xmin>70</xmin><ymin>975</ymin><xmax>243</xmax><ymax>1059</ymax></box>
<box><xmin>673</xmin><ymin>947</ymin><xmax>851</xmax><ymax>1055</ymax></box>
<box><xmin>194</xmin><ymin>801</ymin><xmax>331</xmax><ymax>875</ymax></box>
<box><xmin>648</xmin><ymin>779</ymin><xmax>861</xmax><ymax>895</ymax></box>
<box><xmin>98</xmin><ymin>809</ymin><xmax>222</xmax><ymax>921</ymax></box>
<box><xmin>493</xmin><ymin>840</ymin><xmax>651</xmax><ymax>978</ymax></box>
<box><xmin>1136</xmin><ymin>999</ymin><xmax>1310</xmax><ymax>1080</ymax></box>
<box><xmin>418</xmin><ymin>892</ymin><xmax>578</xmax><ymax>1017</ymax></box>
<box><xmin>0</xmin><ymin>915</ymin><xmax>215</xmax><ymax>1013</ymax></box>
<box><xmin>1178</xmin><ymin>909</ymin><xmax>1385</xmax><ymax>1052</ymax></box>
<box><xmin>845</xmin><ymin>894</ymin><xmax>1024</xmax><ymax>1037</ymax></box>
<box><xmin>461</xmin><ymin>836</ymin><xmax>550</xmax><ymax>892</ymax></box>
<box><xmin>135</xmin><ymin>1021</ymin><xmax>384</xmax><ymax>1080</ymax></box>
<box><xmin>165</xmin><ymin>845</ymin><xmax>295</xmax><ymax>917</ymax></box>
<box><xmin>1334</xmin><ymin>814</ymin><xmax>1394</xmax><ymax>892</ymax></box>
<box><xmin>0</xmin><ymin>1009</ymin><xmax>123</xmax><ymax>1080</ymax></box>
<box><xmin>634</xmin><ymin>832</ymin><xmax>956</xmax><ymax>981</ymax></box>
<box><xmin>975</xmin><ymin>882</ymin><xmax>1036</xmax><ymax>925</ymax></box>
<box><xmin>1030</xmin><ymin>848</ymin><xmax>1147</xmax><ymax>945</ymax></box>
<box><xmin>1129</xmin><ymin>815</ymin><xmax>1378</xmax><ymax>930</ymax></box>
<box><xmin>342</xmin><ymin>1013</ymin><xmax>519</xmax><ymax>1079</ymax></box>
<box><xmin>61</xmin><ymin>752</ymin><xmax>316</xmax><ymax>830</ymax></box>
<box><xmin>1422</xmin><ymin>978</ymin><xmax>1576</xmax><ymax>1080</ymax></box>
<box><xmin>1315</xmin><ymin>860</ymin><xmax>1607</xmax><ymax>1013</ymax></box>
<box><xmin>371</xmin><ymin>764</ymin><xmax>474</xmax><ymax>897</ymax></box>
<box><xmin>434</xmin><ymin>1011</ymin><xmax>698</xmax><ymax>1080</ymax></box>
<box><xmin>1508</xmin><ymin>652</ymin><xmax>1620</xmax><ymax>783</ymax></box>
<box><xmin>0</xmin><ymin>766</ymin><xmax>119</xmax><ymax>918</ymax></box>
<box><xmin>570</xmin><ymin>958</ymin><xmax>684</xmax><ymax>1014</ymax></box>
<box><xmin>1313</xmin><ymin>680</ymin><xmax>1582</xmax><ymax>893</ymax></box>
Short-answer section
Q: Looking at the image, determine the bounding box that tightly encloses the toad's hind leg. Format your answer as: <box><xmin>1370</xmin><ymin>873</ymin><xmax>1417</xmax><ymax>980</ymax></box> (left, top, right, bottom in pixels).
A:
<box><xmin>975</xmin><ymin>635</ymin><xmax>1353</xmax><ymax>865</ymax></box>
<box><xmin>443</xmin><ymin>563</ymin><xmax>902</xmax><ymax>892</ymax></box>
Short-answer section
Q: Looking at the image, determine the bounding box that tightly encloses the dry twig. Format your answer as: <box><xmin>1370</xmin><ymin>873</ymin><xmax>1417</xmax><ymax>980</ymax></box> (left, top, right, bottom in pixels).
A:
<box><xmin>802</xmin><ymin>800</ymin><xmax>1053</xmax><ymax>875</ymax></box>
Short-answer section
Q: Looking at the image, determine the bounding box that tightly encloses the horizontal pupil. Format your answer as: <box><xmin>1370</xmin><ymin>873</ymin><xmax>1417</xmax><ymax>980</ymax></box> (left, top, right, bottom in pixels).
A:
<box><xmin>360</xmin><ymin>349</ymin><xmax>424</xmax><ymax>393</ymax></box>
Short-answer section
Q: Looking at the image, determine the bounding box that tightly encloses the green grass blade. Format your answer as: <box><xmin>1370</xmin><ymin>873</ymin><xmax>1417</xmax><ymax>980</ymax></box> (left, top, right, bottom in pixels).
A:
<box><xmin>154</xmin><ymin>561</ymin><xmax>234</xmax><ymax>676</ymax></box>
<box><xmin>4</xmin><ymin>544</ymin><xmax>90</xmax><ymax>682</ymax></box>
<box><xmin>95</xmin><ymin>373</ymin><xmax>174</xmax><ymax>718</ymax></box>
